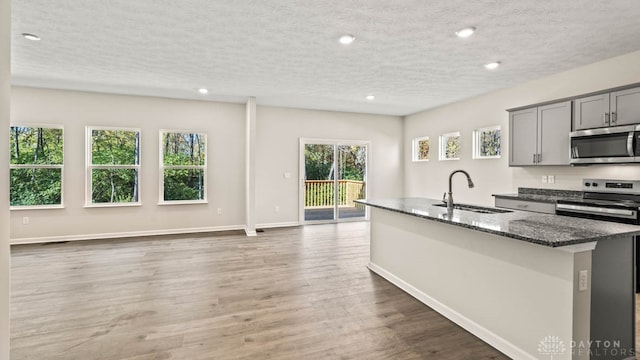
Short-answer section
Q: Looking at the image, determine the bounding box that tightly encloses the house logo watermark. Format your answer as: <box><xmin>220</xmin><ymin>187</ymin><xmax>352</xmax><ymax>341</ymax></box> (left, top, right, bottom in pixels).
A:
<box><xmin>538</xmin><ymin>335</ymin><xmax>566</xmax><ymax>359</ymax></box>
<box><xmin>537</xmin><ymin>335</ymin><xmax>635</xmax><ymax>358</ymax></box>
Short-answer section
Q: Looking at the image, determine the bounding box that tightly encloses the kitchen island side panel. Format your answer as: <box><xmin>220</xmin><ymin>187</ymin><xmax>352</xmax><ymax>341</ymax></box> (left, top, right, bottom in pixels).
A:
<box><xmin>368</xmin><ymin>207</ymin><xmax>589</xmax><ymax>360</ymax></box>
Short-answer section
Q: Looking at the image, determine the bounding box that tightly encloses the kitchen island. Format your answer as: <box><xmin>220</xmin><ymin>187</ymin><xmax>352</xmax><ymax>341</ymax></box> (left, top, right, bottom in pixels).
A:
<box><xmin>356</xmin><ymin>198</ymin><xmax>640</xmax><ymax>360</ymax></box>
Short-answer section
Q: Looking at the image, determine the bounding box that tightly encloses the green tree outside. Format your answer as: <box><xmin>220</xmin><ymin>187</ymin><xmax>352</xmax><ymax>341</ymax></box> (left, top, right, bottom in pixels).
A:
<box><xmin>9</xmin><ymin>126</ymin><xmax>63</xmax><ymax>206</ymax></box>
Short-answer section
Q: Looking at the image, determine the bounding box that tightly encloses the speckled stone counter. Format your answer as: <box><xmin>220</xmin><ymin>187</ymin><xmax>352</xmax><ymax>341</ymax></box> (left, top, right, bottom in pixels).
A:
<box><xmin>356</xmin><ymin>197</ymin><xmax>640</xmax><ymax>247</ymax></box>
<box><xmin>360</xmin><ymin>196</ymin><xmax>637</xmax><ymax>358</ymax></box>
<box><xmin>492</xmin><ymin>187</ymin><xmax>583</xmax><ymax>204</ymax></box>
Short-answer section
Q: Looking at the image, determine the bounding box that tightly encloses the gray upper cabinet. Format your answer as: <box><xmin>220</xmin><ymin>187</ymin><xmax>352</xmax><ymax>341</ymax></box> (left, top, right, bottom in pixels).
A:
<box><xmin>509</xmin><ymin>101</ymin><xmax>571</xmax><ymax>166</ymax></box>
<box><xmin>538</xmin><ymin>101</ymin><xmax>571</xmax><ymax>165</ymax></box>
<box><xmin>573</xmin><ymin>93</ymin><xmax>609</xmax><ymax>130</ymax></box>
<box><xmin>610</xmin><ymin>87</ymin><xmax>640</xmax><ymax>126</ymax></box>
<box><xmin>509</xmin><ymin>107</ymin><xmax>537</xmax><ymax>166</ymax></box>
<box><xmin>573</xmin><ymin>86</ymin><xmax>640</xmax><ymax>130</ymax></box>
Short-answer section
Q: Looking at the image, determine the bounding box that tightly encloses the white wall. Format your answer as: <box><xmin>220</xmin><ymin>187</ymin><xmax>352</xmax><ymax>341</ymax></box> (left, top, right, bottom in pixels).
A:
<box><xmin>10</xmin><ymin>87</ymin><xmax>404</xmax><ymax>241</ymax></box>
<box><xmin>255</xmin><ymin>106</ymin><xmax>403</xmax><ymax>226</ymax></box>
<box><xmin>404</xmin><ymin>50</ymin><xmax>640</xmax><ymax>205</ymax></box>
<box><xmin>1</xmin><ymin>0</ymin><xmax>10</xmax><ymax>357</ymax></box>
<box><xmin>10</xmin><ymin>87</ymin><xmax>247</xmax><ymax>241</ymax></box>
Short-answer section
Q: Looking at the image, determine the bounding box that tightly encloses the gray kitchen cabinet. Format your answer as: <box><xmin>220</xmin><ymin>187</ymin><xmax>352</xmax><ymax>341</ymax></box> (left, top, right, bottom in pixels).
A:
<box><xmin>494</xmin><ymin>198</ymin><xmax>556</xmax><ymax>214</ymax></box>
<box><xmin>573</xmin><ymin>93</ymin><xmax>609</xmax><ymax>130</ymax></box>
<box><xmin>509</xmin><ymin>101</ymin><xmax>571</xmax><ymax>166</ymax></box>
<box><xmin>573</xmin><ymin>86</ymin><xmax>640</xmax><ymax>130</ymax></box>
<box><xmin>611</xmin><ymin>87</ymin><xmax>640</xmax><ymax>126</ymax></box>
<box><xmin>509</xmin><ymin>107</ymin><xmax>537</xmax><ymax>165</ymax></box>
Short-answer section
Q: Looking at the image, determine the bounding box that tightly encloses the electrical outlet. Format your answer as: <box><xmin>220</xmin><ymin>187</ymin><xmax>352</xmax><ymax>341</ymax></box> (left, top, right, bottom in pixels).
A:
<box><xmin>579</xmin><ymin>270</ymin><xmax>588</xmax><ymax>291</ymax></box>
<box><xmin>217</xmin><ymin>208</ymin><xmax>222</xmax><ymax>215</ymax></box>
<box><xmin>22</xmin><ymin>217</ymin><xmax>30</xmax><ymax>225</ymax></box>
<box><xmin>548</xmin><ymin>175</ymin><xmax>555</xmax><ymax>184</ymax></box>
<box><xmin>274</xmin><ymin>205</ymin><xmax>280</xmax><ymax>213</ymax></box>
<box><xmin>541</xmin><ymin>175</ymin><xmax>548</xmax><ymax>183</ymax></box>
<box><xmin>283</xmin><ymin>172</ymin><xmax>291</xmax><ymax>179</ymax></box>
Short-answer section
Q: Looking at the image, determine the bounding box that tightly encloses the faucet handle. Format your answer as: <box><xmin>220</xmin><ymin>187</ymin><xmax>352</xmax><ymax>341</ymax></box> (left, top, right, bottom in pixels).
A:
<box><xmin>442</xmin><ymin>192</ymin><xmax>448</xmax><ymax>204</ymax></box>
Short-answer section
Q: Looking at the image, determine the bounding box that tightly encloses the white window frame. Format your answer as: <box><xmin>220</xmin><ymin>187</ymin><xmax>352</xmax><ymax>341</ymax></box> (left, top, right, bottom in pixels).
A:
<box><xmin>158</xmin><ymin>130</ymin><xmax>208</xmax><ymax>205</ymax></box>
<box><xmin>439</xmin><ymin>131</ymin><xmax>461</xmax><ymax>161</ymax></box>
<box><xmin>9</xmin><ymin>124</ymin><xmax>65</xmax><ymax>210</ymax></box>
<box><xmin>412</xmin><ymin>136</ymin><xmax>430</xmax><ymax>162</ymax></box>
<box><xmin>473</xmin><ymin>125</ymin><xmax>502</xmax><ymax>159</ymax></box>
<box><xmin>85</xmin><ymin>126</ymin><xmax>142</xmax><ymax>208</ymax></box>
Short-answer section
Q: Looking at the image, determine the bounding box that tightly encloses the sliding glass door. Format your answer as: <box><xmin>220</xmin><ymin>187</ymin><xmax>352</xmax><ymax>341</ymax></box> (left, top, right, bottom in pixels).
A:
<box><xmin>300</xmin><ymin>140</ymin><xmax>368</xmax><ymax>223</ymax></box>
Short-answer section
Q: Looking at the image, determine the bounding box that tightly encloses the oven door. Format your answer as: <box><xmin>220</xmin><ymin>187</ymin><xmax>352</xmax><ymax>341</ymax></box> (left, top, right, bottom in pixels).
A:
<box><xmin>555</xmin><ymin>202</ymin><xmax>639</xmax><ymax>224</ymax></box>
<box><xmin>570</xmin><ymin>126</ymin><xmax>639</xmax><ymax>164</ymax></box>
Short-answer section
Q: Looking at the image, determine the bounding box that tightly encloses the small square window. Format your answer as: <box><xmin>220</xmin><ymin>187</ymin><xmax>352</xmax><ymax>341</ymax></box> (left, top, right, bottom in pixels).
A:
<box><xmin>439</xmin><ymin>132</ymin><xmax>460</xmax><ymax>161</ymax></box>
<box><xmin>412</xmin><ymin>136</ymin><xmax>430</xmax><ymax>162</ymax></box>
<box><xmin>473</xmin><ymin>126</ymin><xmax>501</xmax><ymax>159</ymax></box>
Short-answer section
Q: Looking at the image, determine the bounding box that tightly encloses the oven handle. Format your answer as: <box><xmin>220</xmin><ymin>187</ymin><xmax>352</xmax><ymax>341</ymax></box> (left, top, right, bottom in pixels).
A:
<box><xmin>556</xmin><ymin>203</ymin><xmax>637</xmax><ymax>217</ymax></box>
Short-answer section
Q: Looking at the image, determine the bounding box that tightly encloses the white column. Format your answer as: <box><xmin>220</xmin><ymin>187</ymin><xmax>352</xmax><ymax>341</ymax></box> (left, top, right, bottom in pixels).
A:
<box><xmin>245</xmin><ymin>97</ymin><xmax>257</xmax><ymax>236</ymax></box>
<box><xmin>0</xmin><ymin>0</ymin><xmax>11</xmax><ymax>358</ymax></box>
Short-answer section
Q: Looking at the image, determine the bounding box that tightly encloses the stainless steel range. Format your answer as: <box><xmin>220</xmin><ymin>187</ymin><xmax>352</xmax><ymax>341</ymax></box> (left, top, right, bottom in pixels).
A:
<box><xmin>556</xmin><ymin>178</ymin><xmax>640</xmax><ymax>225</ymax></box>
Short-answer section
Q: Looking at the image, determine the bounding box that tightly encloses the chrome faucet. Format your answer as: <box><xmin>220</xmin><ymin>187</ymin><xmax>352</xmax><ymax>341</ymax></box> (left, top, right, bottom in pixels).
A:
<box><xmin>443</xmin><ymin>170</ymin><xmax>475</xmax><ymax>212</ymax></box>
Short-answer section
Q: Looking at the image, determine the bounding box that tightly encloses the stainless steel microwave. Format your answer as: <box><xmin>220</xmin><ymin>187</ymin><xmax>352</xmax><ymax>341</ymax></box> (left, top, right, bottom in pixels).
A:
<box><xmin>570</xmin><ymin>124</ymin><xmax>640</xmax><ymax>164</ymax></box>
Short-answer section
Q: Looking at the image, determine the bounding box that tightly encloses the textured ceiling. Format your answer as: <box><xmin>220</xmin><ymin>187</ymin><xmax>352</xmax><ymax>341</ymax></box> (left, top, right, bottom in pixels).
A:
<box><xmin>10</xmin><ymin>0</ymin><xmax>640</xmax><ymax>116</ymax></box>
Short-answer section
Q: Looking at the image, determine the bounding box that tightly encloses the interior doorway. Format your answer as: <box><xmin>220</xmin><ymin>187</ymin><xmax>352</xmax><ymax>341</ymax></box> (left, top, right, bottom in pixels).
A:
<box><xmin>300</xmin><ymin>139</ymin><xmax>368</xmax><ymax>224</ymax></box>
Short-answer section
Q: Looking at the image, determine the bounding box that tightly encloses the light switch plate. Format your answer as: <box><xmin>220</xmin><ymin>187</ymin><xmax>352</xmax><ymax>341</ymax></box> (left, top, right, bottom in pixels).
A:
<box><xmin>548</xmin><ymin>175</ymin><xmax>555</xmax><ymax>184</ymax></box>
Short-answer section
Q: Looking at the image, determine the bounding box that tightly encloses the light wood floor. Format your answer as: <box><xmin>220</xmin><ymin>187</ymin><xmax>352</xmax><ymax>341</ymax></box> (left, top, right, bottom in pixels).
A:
<box><xmin>11</xmin><ymin>222</ymin><xmax>511</xmax><ymax>359</ymax></box>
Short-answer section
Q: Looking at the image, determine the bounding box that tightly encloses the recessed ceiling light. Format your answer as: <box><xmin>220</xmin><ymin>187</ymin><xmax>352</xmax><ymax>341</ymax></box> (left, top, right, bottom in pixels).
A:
<box><xmin>197</xmin><ymin>88</ymin><xmax>209</xmax><ymax>95</ymax></box>
<box><xmin>366</xmin><ymin>95</ymin><xmax>375</xmax><ymax>101</ymax></box>
<box><xmin>22</xmin><ymin>33</ymin><xmax>41</xmax><ymax>41</ymax></box>
<box><xmin>455</xmin><ymin>27</ymin><xmax>476</xmax><ymax>38</ymax></box>
<box><xmin>339</xmin><ymin>34</ymin><xmax>356</xmax><ymax>45</ymax></box>
<box><xmin>484</xmin><ymin>61</ymin><xmax>501</xmax><ymax>70</ymax></box>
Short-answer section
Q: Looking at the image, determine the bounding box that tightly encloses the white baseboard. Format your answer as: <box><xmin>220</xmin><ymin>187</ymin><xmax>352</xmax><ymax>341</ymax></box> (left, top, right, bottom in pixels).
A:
<box><xmin>10</xmin><ymin>225</ymin><xmax>246</xmax><ymax>245</ymax></box>
<box><xmin>256</xmin><ymin>221</ymin><xmax>300</xmax><ymax>229</ymax></box>
<box><xmin>367</xmin><ymin>261</ymin><xmax>537</xmax><ymax>360</ymax></box>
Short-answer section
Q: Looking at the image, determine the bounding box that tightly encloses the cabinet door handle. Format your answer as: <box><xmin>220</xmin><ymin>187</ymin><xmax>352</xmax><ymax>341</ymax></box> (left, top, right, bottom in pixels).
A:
<box><xmin>533</xmin><ymin>154</ymin><xmax>536</xmax><ymax>163</ymax></box>
<box><xmin>611</xmin><ymin>111</ymin><xmax>617</xmax><ymax>124</ymax></box>
<box><xmin>538</xmin><ymin>153</ymin><xmax>542</xmax><ymax>163</ymax></box>
<box><xmin>604</xmin><ymin>112</ymin><xmax>610</xmax><ymax>125</ymax></box>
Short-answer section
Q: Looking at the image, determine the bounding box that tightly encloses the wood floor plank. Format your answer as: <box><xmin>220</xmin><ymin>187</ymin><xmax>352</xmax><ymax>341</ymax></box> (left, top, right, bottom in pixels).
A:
<box><xmin>11</xmin><ymin>223</ymin><xmax>510</xmax><ymax>359</ymax></box>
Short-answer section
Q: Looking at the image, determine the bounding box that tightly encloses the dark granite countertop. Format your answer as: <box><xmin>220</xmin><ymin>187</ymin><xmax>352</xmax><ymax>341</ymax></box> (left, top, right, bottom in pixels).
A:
<box><xmin>356</xmin><ymin>197</ymin><xmax>640</xmax><ymax>248</ymax></box>
<box><xmin>492</xmin><ymin>188</ymin><xmax>583</xmax><ymax>204</ymax></box>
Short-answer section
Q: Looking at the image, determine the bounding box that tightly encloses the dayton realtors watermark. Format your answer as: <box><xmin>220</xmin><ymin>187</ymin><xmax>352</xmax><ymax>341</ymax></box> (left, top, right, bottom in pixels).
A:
<box><xmin>538</xmin><ymin>335</ymin><xmax>635</xmax><ymax>358</ymax></box>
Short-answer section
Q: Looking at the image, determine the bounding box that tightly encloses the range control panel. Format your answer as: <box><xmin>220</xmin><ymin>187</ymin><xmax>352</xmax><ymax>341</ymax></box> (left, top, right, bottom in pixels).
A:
<box><xmin>583</xmin><ymin>179</ymin><xmax>640</xmax><ymax>194</ymax></box>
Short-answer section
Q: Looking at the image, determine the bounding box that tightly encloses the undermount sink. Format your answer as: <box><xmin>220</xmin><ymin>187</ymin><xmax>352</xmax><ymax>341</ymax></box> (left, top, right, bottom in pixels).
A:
<box><xmin>433</xmin><ymin>203</ymin><xmax>512</xmax><ymax>214</ymax></box>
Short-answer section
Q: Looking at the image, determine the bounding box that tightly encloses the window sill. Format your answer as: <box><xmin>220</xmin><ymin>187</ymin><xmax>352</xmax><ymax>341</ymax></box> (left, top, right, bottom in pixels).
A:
<box><xmin>84</xmin><ymin>202</ymin><xmax>142</xmax><ymax>208</ymax></box>
<box><xmin>473</xmin><ymin>156</ymin><xmax>502</xmax><ymax>160</ymax></box>
<box><xmin>10</xmin><ymin>204</ymin><xmax>65</xmax><ymax>211</ymax></box>
<box><xmin>158</xmin><ymin>200</ymin><xmax>208</xmax><ymax>206</ymax></box>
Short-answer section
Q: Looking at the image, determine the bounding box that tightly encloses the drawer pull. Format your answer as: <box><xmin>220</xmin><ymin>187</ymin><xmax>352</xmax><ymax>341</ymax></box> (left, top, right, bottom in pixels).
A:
<box><xmin>517</xmin><ymin>204</ymin><xmax>529</xmax><ymax>208</ymax></box>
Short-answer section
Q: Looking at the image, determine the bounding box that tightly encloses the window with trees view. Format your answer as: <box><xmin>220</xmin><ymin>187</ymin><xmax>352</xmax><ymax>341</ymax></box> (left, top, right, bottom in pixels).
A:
<box><xmin>87</xmin><ymin>127</ymin><xmax>141</xmax><ymax>206</ymax></box>
<box><xmin>160</xmin><ymin>131</ymin><xmax>207</xmax><ymax>203</ymax></box>
<box><xmin>10</xmin><ymin>126</ymin><xmax>63</xmax><ymax>208</ymax></box>
<box><xmin>439</xmin><ymin>131</ymin><xmax>461</xmax><ymax>160</ymax></box>
<box><xmin>473</xmin><ymin>126</ymin><xmax>501</xmax><ymax>159</ymax></box>
<box><xmin>412</xmin><ymin>136</ymin><xmax>430</xmax><ymax>161</ymax></box>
